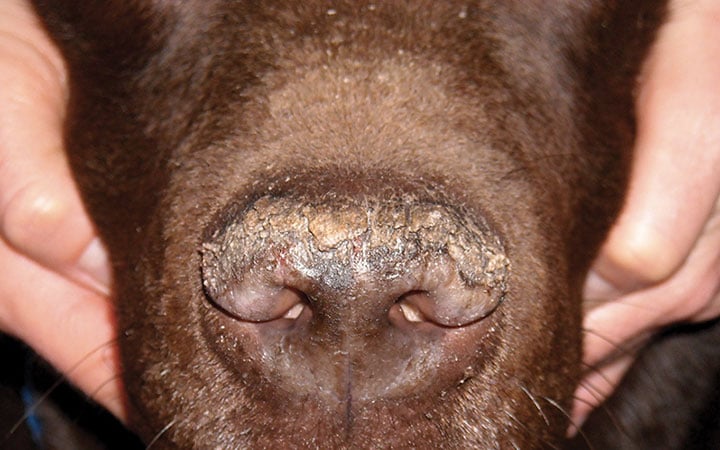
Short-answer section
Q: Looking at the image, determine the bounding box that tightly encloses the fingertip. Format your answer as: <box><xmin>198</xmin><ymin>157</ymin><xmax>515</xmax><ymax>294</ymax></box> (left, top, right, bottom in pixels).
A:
<box><xmin>2</xmin><ymin>177</ymin><xmax>86</xmax><ymax>259</ymax></box>
<box><xmin>598</xmin><ymin>2</ymin><xmax>720</xmax><ymax>298</ymax></box>
<box><xmin>1</xmin><ymin>177</ymin><xmax>110</xmax><ymax>294</ymax></box>
<box><xmin>590</xmin><ymin>222</ymin><xmax>681</xmax><ymax>294</ymax></box>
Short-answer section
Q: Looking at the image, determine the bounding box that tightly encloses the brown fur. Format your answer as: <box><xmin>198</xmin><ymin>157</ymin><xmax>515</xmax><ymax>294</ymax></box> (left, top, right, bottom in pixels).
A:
<box><xmin>31</xmin><ymin>1</ymin><xmax>670</xmax><ymax>448</ymax></box>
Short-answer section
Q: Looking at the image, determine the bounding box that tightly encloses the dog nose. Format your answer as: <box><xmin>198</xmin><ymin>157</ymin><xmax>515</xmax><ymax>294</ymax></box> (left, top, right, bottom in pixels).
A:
<box><xmin>201</xmin><ymin>195</ymin><xmax>509</xmax><ymax>329</ymax></box>
<box><xmin>200</xmin><ymin>193</ymin><xmax>510</xmax><ymax>406</ymax></box>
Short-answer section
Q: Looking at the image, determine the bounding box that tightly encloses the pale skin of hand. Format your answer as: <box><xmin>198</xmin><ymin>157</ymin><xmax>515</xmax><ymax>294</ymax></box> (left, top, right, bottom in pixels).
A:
<box><xmin>1</xmin><ymin>0</ymin><xmax>718</xmax><ymax>433</ymax></box>
<box><xmin>573</xmin><ymin>0</ymin><xmax>720</xmax><ymax>430</ymax></box>
<box><xmin>0</xmin><ymin>0</ymin><xmax>123</xmax><ymax>419</ymax></box>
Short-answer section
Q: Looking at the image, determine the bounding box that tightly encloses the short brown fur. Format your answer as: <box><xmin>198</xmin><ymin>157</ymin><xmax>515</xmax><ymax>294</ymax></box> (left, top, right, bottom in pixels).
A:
<box><xmin>30</xmin><ymin>1</ymin><xmax>676</xmax><ymax>448</ymax></box>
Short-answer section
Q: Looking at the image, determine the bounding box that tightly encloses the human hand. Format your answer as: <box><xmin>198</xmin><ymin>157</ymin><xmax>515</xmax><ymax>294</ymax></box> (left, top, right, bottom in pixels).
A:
<box><xmin>0</xmin><ymin>0</ymin><xmax>124</xmax><ymax>420</ymax></box>
<box><xmin>573</xmin><ymin>0</ymin><xmax>720</xmax><ymax>429</ymax></box>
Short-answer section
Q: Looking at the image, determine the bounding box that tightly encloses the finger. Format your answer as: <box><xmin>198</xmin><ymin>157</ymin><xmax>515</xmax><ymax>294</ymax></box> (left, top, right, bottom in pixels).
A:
<box><xmin>576</xmin><ymin>220</ymin><xmax>720</xmax><ymax>433</ymax></box>
<box><xmin>0</xmin><ymin>0</ymin><xmax>111</xmax><ymax>294</ymax></box>
<box><xmin>584</xmin><ymin>210</ymin><xmax>720</xmax><ymax>366</ymax></box>
<box><xmin>0</xmin><ymin>0</ymin><xmax>65</xmax><ymax>75</ymax></box>
<box><xmin>577</xmin><ymin>216</ymin><xmax>720</xmax><ymax>431</ymax></box>
<box><xmin>0</xmin><ymin>239</ymin><xmax>125</xmax><ymax>420</ymax></box>
<box><xmin>569</xmin><ymin>353</ymin><xmax>635</xmax><ymax>435</ymax></box>
<box><xmin>586</xmin><ymin>2</ymin><xmax>720</xmax><ymax>298</ymax></box>
<box><xmin>583</xmin><ymin>299</ymin><xmax>655</xmax><ymax>369</ymax></box>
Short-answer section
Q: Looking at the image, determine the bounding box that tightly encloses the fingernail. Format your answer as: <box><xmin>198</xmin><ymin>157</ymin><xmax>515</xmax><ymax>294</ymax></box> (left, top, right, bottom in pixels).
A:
<box><xmin>583</xmin><ymin>270</ymin><xmax>622</xmax><ymax>303</ymax></box>
<box><xmin>74</xmin><ymin>238</ymin><xmax>112</xmax><ymax>296</ymax></box>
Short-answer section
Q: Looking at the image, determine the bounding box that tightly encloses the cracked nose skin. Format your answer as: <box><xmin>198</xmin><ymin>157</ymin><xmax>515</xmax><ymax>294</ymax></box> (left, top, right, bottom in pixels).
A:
<box><xmin>200</xmin><ymin>193</ymin><xmax>510</xmax><ymax>406</ymax></box>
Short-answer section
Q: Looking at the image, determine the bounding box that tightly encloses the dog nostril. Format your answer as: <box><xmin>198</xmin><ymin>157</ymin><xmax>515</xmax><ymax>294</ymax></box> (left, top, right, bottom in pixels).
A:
<box><xmin>395</xmin><ymin>291</ymin><xmax>430</xmax><ymax>323</ymax></box>
<box><xmin>278</xmin><ymin>287</ymin><xmax>310</xmax><ymax>320</ymax></box>
<box><xmin>392</xmin><ymin>273</ymin><xmax>503</xmax><ymax>328</ymax></box>
<box><xmin>202</xmin><ymin>276</ymin><xmax>312</xmax><ymax>323</ymax></box>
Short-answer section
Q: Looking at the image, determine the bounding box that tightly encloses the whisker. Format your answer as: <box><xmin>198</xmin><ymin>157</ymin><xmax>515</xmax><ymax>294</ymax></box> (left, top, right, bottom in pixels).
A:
<box><xmin>520</xmin><ymin>385</ymin><xmax>550</xmax><ymax>426</ymax></box>
<box><xmin>146</xmin><ymin>419</ymin><xmax>176</xmax><ymax>449</ymax></box>
<box><xmin>582</xmin><ymin>328</ymin><xmax>641</xmax><ymax>353</ymax></box>
<box><xmin>581</xmin><ymin>327</ymin><xmax>648</xmax><ymax>372</ymax></box>
<box><xmin>581</xmin><ymin>326</ymin><xmax>658</xmax><ymax>408</ymax></box>
<box><xmin>513</xmin><ymin>386</ymin><xmax>562</xmax><ymax>450</ymax></box>
<box><xmin>572</xmin><ymin>389</ymin><xmax>600</xmax><ymax>408</ymax></box>
<box><xmin>504</xmin><ymin>409</ymin><xmax>527</xmax><ymax>434</ymax></box>
<box><xmin>8</xmin><ymin>366</ymin><xmax>70</xmax><ymax>438</ymax></box>
<box><xmin>503</xmin><ymin>409</ymin><xmax>550</xmax><ymax>450</ymax></box>
<box><xmin>5</xmin><ymin>325</ymin><xmax>137</xmax><ymax>441</ymax></box>
<box><xmin>574</xmin><ymin>368</ymin><xmax>630</xmax><ymax>440</ymax></box>
<box><xmin>574</xmin><ymin>397</ymin><xmax>627</xmax><ymax>443</ymax></box>
<box><xmin>578</xmin><ymin>362</ymin><xmax>615</xmax><ymax>398</ymax></box>
<box><xmin>539</xmin><ymin>395</ymin><xmax>593</xmax><ymax>450</ymax></box>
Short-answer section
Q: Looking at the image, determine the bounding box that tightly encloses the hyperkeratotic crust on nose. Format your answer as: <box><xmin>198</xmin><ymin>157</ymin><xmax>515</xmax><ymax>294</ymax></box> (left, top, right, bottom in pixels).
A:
<box><xmin>201</xmin><ymin>194</ymin><xmax>510</xmax><ymax>317</ymax></box>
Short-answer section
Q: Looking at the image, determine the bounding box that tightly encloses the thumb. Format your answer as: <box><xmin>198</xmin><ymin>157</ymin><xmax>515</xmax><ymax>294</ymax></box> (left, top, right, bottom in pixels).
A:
<box><xmin>0</xmin><ymin>0</ymin><xmax>110</xmax><ymax>294</ymax></box>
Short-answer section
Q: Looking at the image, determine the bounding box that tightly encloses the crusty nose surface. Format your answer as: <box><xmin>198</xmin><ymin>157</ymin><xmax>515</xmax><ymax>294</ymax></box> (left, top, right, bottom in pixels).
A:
<box><xmin>201</xmin><ymin>193</ymin><xmax>510</xmax><ymax>408</ymax></box>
